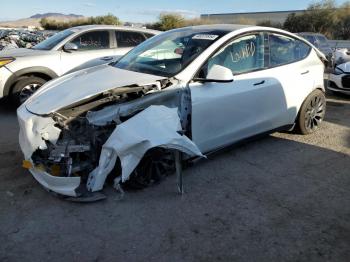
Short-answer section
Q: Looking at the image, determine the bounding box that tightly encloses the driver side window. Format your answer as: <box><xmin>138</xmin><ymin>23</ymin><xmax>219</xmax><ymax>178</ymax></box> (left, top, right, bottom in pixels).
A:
<box><xmin>206</xmin><ymin>33</ymin><xmax>266</xmax><ymax>75</ymax></box>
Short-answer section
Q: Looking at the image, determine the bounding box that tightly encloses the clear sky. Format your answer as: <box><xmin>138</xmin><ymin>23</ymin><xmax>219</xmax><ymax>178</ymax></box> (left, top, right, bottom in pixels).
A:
<box><xmin>0</xmin><ymin>0</ymin><xmax>348</xmax><ymax>23</ymax></box>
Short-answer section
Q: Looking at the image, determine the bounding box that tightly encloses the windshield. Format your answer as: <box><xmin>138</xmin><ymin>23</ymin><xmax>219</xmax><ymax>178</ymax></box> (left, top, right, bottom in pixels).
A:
<box><xmin>114</xmin><ymin>28</ymin><xmax>227</xmax><ymax>77</ymax></box>
<box><xmin>33</xmin><ymin>29</ymin><xmax>76</xmax><ymax>50</ymax></box>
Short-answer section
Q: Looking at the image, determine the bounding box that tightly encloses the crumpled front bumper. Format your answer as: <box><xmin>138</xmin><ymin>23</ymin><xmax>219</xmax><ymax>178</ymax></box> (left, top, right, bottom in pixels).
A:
<box><xmin>17</xmin><ymin>106</ymin><xmax>81</xmax><ymax>196</ymax></box>
<box><xmin>29</xmin><ymin>167</ymin><xmax>80</xmax><ymax>197</ymax></box>
<box><xmin>17</xmin><ymin>105</ymin><xmax>61</xmax><ymax>159</ymax></box>
<box><xmin>17</xmin><ymin>103</ymin><xmax>204</xmax><ymax>198</ymax></box>
<box><xmin>328</xmin><ymin>73</ymin><xmax>350</xmax><ymax>95</ymax></box>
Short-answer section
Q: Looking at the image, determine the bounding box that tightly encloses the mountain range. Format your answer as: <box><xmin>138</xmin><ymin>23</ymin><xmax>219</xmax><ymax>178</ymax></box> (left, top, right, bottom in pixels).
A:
<box><xmin>30</xmin><ymin>13</ymin><xmax>83</xmax><ymax>19</ymax></box>
<box><xmin>0</xmin><ymin>13</ymin><xmax>85</xmax><ymax>28</ymax></box>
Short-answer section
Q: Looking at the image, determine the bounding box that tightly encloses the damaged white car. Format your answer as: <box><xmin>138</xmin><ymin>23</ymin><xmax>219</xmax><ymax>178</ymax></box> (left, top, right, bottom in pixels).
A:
<box><xmin>18</xmin><ymin>25</ymin><xmax>326</xmax><ymax>201</ymax></box>
<box><xmin>328</xmin><ymin>61</ymin><xmax>350</xmax><ymax>95</ymax></box>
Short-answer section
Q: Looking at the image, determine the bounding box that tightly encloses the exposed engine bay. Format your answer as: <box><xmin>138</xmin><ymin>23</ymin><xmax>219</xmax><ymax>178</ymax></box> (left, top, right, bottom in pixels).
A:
<box><xmin>31</xmin><ymin>118</ymin><xmax>114</xmax><ymax>181</ymax></box>
<box><xmin>18</xmin><ymin>78</ymin><xmax>203</xmax><ymax>200</ymax></box>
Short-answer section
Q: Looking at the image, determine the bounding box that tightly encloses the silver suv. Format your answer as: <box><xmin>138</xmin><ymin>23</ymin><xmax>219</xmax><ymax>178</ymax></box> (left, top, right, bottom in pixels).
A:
<box><xmin>0</xmin><ymin>25</ymin><xmax>159</xmax><ymax>104</ymax></box>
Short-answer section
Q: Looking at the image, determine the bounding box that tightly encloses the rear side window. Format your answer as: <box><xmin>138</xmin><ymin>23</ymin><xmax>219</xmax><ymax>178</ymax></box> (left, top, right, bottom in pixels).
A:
<box><xmin>269</xmin><ymin>34</ymin><xmax>311</xmax><ymax>67</ymax></box>
<box><xmin>115</xmin><ymin>31</ymin><xmax>146</xmax><ymax>47</ymax></box>
<box><xmin>70</xmin><ymin>31</ymin><xmax>110</xmax><ymax>51</ymax></box>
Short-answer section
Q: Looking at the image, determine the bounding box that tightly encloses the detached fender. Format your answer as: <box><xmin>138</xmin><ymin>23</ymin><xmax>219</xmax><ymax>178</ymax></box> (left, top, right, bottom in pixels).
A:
<box><xmin>87</xmin><ymin>105</ymin><xmax>204</xmax><ymax>192</ymax></box>
<box><xmin>3</xmin><ymin>66</ymin><xmax>58</xmax><ymax>96</ymax></box>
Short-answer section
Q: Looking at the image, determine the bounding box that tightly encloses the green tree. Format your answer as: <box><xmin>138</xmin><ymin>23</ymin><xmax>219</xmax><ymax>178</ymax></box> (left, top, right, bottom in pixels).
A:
<box><xmin>150</xmin><ymin>13</ymin><xmax>185</xmax><ymax>31</ymax></box>
<box><xmin>284</xmin><ymin>13</ymin><xmax>311</xmax><ymax>32</ymax></box>
<box><xmin>257</xmin><ymin>20</ymin><xmax>283</xmax><ymax>29</ymax></box>
<box><xmin>283</xmin><ymin>0</ymin><xmax>337</xmax><ymax>37</ymax></box>
<box><xmin>40</xmin><ymin>14</ymin><xmax>122</xmax><ymax>30</ymax></box>
<box><xmin>333</xmin><ymin>2</ymin><xmax>350</xmax><ymax>39</ymax></box>
<box><xmin>90</xmin><ymin>14</ymin><xmax>122</xmax><ymax>25</ymax></box>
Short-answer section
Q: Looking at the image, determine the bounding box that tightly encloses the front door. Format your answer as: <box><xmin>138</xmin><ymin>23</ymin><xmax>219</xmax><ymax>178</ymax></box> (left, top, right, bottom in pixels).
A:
<box><xmin>189</xmin><ymin>33</ymin><xmax>289</xmax><ymax>153</ymax></box>
<box><xmin>60</xmin><ymin>30</ymin><xmax>114</xmax><ymax>74</ymax></box>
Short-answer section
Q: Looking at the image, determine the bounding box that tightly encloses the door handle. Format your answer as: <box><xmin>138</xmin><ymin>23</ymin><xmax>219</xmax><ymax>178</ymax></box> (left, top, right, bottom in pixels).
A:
<box><xmin>301</xmin><ymin>70</ymin><xmax>309</xmax><ymax>75</ymax></box>
<box><xmin>254</xmin><ymin>80</ymin><xmax>265</xmax><ymax>86</ymax></box>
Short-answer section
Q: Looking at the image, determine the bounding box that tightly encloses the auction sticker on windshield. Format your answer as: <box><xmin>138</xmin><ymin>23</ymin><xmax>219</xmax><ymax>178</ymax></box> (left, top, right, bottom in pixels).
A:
<box><xmin>192</xmin><ymin>34</ymin><xmax>219</xmax><ymax>40</ymax></box>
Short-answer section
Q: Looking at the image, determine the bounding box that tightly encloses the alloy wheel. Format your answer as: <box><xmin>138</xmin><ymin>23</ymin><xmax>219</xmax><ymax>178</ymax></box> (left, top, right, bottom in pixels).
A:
<box><xmin>304</xmin><ymin>94</ymin><xmax>325</xmax><ymax>133</ymax></box>
<box><xmin>19</xmin><ymin>83</ymin><xmax>42</xmax><ymax>104</ymax></box>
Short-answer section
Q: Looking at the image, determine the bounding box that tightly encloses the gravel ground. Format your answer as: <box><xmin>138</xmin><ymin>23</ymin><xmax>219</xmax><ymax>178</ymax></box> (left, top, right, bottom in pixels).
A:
<box><xmin>0</xmin><ymin>92</ymin><xmax>349</xmax><ymax>262</ymax></box>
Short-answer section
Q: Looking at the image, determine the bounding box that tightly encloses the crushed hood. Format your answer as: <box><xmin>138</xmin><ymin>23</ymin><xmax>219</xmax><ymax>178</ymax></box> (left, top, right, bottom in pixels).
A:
<box><xmin>25</xmin><ymin>65</ymin><xmax>166</xmax><ymax>115</ymax></box>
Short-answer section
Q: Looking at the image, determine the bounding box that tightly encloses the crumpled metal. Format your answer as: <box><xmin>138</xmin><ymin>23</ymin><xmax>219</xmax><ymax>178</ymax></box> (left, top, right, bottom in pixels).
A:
<box><xmin>87</xmin><ymin>105</ymin><xmax>204</xmax><ymax>192</ymax></box>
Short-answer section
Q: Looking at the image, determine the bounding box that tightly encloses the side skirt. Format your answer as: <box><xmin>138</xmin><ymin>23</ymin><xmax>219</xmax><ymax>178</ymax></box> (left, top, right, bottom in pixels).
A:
<box><xmin>189</xmin><ymin>124</ymin><xmax>295</xmax><ymax>162</ymax></box>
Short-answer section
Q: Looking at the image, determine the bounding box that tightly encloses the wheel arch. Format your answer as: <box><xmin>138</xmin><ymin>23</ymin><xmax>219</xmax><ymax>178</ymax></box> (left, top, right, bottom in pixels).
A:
<box><xmin>293</xmin><ymin>88</ymin><xmax>326</xmax><ymax>134</ymax></box>
<box><xmin>294</xmin><ymin>86</ymin><xmax>325</xmax><ymax>122</ymax></box>
<box><xmin>4</xmin><ymin>67</ymin><xmax>58</xmax><ymax>96</ymax></box>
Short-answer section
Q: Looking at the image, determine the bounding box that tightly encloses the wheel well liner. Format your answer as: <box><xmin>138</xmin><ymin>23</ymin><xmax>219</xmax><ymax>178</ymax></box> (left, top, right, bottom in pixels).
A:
<box><xmin>4</xmin><ymin>67</ymin><xmax>58</xmax><ymax>96</ymax></box>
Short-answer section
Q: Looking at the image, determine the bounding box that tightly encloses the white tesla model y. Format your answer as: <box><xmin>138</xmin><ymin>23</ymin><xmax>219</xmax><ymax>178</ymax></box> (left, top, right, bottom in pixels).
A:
<box><xmin>18</xmin><ymin>25</ymin><xmax>326</xmax><ymax>200</ymax></box>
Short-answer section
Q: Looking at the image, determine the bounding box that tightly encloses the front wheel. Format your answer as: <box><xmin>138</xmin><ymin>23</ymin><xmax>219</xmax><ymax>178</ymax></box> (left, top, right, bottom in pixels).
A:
<box><xmin>123</xmin><ymin>148</ymin><xmax>176</xmax><ymax>190</ymax></box>
<box><xmin>296</xmin><ymin>89</ymin><xmax>326</xmax><ymax>135</ymax></box>
<box><xmin>11</xmin><ymin>76</ymin><xmax>47</xmax><ymax>106</ymax></box>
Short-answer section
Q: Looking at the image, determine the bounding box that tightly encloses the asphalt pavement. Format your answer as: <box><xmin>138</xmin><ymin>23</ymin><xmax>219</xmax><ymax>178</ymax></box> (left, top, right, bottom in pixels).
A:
<box><xmin>0</xmin><ymin>92</ymin><xmax>349</xmax><ymax>262</ymax></box>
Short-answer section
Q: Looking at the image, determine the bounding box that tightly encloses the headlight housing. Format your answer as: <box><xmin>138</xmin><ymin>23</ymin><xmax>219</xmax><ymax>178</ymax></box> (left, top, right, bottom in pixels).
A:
<box><xmin>0</xmin><ymin>57</ymin><xmax>15</xmax><ymax>68</ymax></box>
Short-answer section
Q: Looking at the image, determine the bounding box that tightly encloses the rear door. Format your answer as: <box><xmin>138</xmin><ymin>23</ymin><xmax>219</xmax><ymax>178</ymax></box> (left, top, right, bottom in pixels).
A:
<box><xmin>267</xmin><ymin>33</ymin><xmax>317</xmax><ymax>118</ymax></box>
<box><xmin>114</xmin><ymin>30</ymin><xmax>148</xmax><ymax>58</ymax></box>
<box><xmin>60</xmin><ymin>30</ymin><xmax>114</xmax><ymax>74</ymax></box>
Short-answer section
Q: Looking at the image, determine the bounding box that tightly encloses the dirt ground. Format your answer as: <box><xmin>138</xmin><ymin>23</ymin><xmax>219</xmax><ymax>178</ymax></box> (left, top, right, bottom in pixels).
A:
<box><xmin>0</xmin><ymin>92</ymin><xmax>349</xmax><ymax>262</ymax></box>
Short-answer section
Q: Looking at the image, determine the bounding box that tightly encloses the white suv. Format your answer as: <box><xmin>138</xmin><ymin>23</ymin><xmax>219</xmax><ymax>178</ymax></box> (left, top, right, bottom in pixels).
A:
<box><xmin>0</xmin><ymin>25</ymin><xmax>159</xmax><ymax>104</ymax></box>
<box><xmin>18</xmin><ymin>25</ymin><xmax>326</xmax><ymax>199</ymax></box>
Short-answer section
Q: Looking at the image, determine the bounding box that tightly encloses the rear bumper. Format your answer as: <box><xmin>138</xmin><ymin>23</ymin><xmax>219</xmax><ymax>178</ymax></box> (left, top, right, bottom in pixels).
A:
<box><xmin>0</xmin><ymin>66</ymin><xmax>13</xmax><ymax>98</ymax></box>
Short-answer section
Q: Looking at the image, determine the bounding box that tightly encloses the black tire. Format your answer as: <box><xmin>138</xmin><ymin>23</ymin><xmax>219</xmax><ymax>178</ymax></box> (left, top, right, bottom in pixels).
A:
<box><xmin>296</xmin><ymin>89</ymin><xmax>326</xmax><ymax>135</ymax></box>
<box><xmin>123</xmin><ymin>148</ymin><xmax>175</xmax><ymax>190</ymax></box>
<box><xmin>11</xmin><ymin>76</ymin><xmax>47</xmax><ymax>105</ymax></box>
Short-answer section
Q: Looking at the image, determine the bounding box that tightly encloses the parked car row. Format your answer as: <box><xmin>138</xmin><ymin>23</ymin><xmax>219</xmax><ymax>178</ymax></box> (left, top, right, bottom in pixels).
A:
<box><xmin>14</xmin><ymin>25</ymin><xmax>328</xmax><ymax>200</ymax></box>
<box><xmin>0</xmin><ymin>25</ymin><xmax>159</xmax><ymax>104</ymax></box>
<box><xmin>297</xmin><ymin>32</ymin><xmax>350</xmax><ymax>95</ymax></box>
<box><xmin>1</xmin><ymin>27</ymin><xmax>347</xmax><ymax>107</ymax></box>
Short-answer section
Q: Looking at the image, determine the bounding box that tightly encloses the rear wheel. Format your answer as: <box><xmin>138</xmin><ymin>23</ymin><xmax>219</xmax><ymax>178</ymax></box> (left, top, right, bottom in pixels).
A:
<box><xmin>11</xmin><ymin>76</ymin><xmax>47</xmax><ymax>105</ymax></box>
<box><xmin>296</xmin><ymin>89</ymin><xmax>326</xmax><ymax>135</ymax></box>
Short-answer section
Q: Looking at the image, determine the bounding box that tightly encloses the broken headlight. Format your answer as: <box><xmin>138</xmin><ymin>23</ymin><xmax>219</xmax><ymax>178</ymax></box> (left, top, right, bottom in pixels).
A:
<box><xmin>0</xmin><ymin>57</ymin><xmax>15</xmax><ymax>68</ymax></box>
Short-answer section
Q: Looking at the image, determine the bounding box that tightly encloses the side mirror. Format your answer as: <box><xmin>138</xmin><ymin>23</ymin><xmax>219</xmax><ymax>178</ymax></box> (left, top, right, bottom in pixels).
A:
<box><xmin>63</xmin><ymin>42</ymin><xmax>78</xmax><ymax>52</ymax></box>
<box><xmin>193</xmin><ymin>65</ymin><xmax>234</xmax><ymax>83</ymax></box>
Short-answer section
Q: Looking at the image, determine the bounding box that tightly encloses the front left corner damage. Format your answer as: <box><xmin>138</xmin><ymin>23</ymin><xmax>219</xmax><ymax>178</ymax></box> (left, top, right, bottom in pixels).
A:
<box><xmin>17</xmin><ymin>84</ymin><xmax>203</xmax><ymax>199</ymax></box>
<box><xmin>17</xmin><ymin>105</ymin><xmax>61</xmax><ymax>160</ymax></box>
<box><xmin>87</xmin><ymin>105</ymin><xmax>204</xmax><ymax>192</ymax></box>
